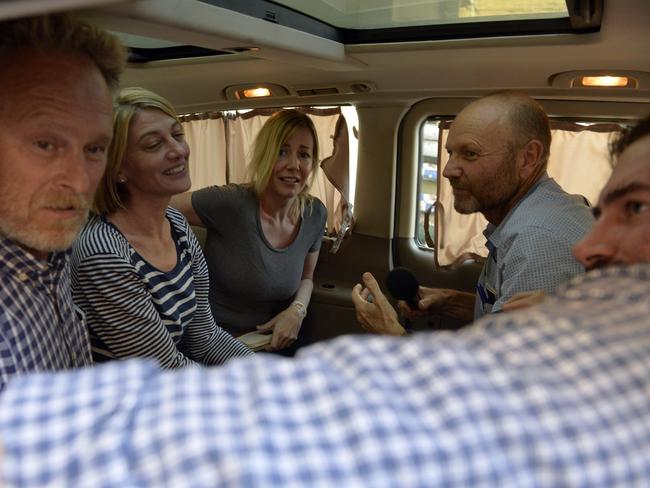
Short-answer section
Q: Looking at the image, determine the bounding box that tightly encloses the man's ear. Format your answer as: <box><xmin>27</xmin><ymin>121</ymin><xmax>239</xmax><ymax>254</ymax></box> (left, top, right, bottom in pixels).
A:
<box><xmin>518</xmin><ymin>139</ymin><xmax>545</xmax><ymax>176</ymax></box>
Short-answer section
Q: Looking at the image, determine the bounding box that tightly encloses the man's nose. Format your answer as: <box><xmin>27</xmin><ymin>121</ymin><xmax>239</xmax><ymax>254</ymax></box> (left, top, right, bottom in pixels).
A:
<box><xmin>442</xmin><ymin>156</ymin><xmax>461</xmax><ymax>179</ymax></box>
<box><xmin>572</xmin><ymin>219</ymin><xmax>617</xmax><ymax>270</ymax></box>
<box><xmin>59</xmin><ymin>149</ymin><xmax>92</xmax><ymax>194</ymax></box>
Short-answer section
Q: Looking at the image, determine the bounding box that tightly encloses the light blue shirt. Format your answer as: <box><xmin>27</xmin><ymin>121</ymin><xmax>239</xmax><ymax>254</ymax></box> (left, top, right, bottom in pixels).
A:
<box><xmin>475</xmin><ymin>174</ymin><xmax>593</xmax><ymax>319</ymax></box>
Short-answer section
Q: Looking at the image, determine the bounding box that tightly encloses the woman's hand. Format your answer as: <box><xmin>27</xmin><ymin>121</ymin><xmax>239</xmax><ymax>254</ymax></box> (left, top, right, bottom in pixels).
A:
<box><xmin>257</xmin><ymin>306</ymin><xmax>303</xmax><ymax>351</ymax></box>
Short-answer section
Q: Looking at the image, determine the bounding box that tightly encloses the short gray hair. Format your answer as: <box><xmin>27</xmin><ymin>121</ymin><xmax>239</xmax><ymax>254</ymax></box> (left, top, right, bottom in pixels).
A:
<box><xmin>481</xmin><ymin>90</ymin><xmax>552</xmax><ymax>165</ymax></box>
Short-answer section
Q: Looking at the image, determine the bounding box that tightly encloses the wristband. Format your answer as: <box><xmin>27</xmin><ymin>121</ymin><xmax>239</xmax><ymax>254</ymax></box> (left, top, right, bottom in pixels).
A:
<box><xmin>292</xmin><ymin>300</ymin><xmax>307</xmax><ymax>318</ymax></box>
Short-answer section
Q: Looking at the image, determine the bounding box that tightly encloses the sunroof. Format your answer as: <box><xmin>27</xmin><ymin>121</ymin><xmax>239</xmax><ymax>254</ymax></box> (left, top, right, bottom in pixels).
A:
<box><xmin>111</xmin><ymin>32</ymin><xmax>232</xmax><ymax>63</ymax></box>
<box><xmin>199</xmin><ymin>0</ymin><xmax>598</xmax><ymax>45</ymax></box>
<box><xmin>272</xmin><ymin>0</ymin><xmax>568</xmax><ymax>30</ymax></box>
<box><xmin>109</xmin><ymin>1</ymin><xmax>600</xmax><ymax>63</ymax></box>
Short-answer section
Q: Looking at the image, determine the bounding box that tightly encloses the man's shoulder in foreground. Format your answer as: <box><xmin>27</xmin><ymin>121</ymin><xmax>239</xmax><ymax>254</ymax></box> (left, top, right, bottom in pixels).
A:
<box><xmin>1</xmin><ymin>265</ymin><xmax>649</xmax><ymax>486</ymax></box>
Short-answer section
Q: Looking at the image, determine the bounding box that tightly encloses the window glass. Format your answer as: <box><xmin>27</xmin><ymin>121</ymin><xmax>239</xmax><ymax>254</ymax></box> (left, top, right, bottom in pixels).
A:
<box><xmin>416</xmin><ymin>118</ymin><xmax>442</xmax><ymax>245</ymax></box>
<box><xmin>274</xmin><ymin>0</ymin><xmax>567</xmax><ymax>29</ymax></box>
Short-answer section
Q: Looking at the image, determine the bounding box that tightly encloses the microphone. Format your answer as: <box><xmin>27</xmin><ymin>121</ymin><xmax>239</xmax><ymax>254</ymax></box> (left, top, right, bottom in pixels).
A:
<box><xmin>386</xmin><ymin>267</ymin><xmax>420</xmax><ymax>310</ymax></box>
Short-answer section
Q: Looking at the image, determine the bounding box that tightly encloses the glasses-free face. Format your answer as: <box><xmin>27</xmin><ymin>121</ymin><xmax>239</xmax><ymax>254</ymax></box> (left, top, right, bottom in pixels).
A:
<box><xmin>0</xmin><ymin>49</ymin><xmax>113</xmax><ymax>258</ymax></box>
<box><xmin>266</xmin><ymin>127</ymin><xmax>314</xmax><ymax>201</ymax></box>
<box><xmin>573</xmin><ymin>134</ymin><xmax>650</xmax><ymax>269</ymax></box>
<box><xmin>443</xmin><ymin>103</ymin><xmax>522</xmax><ymax>224</ymax></box>
<box><xmin>118</xmin><ymin>108</ymin><xmax>191</xmax><ymax>202</ymax></box>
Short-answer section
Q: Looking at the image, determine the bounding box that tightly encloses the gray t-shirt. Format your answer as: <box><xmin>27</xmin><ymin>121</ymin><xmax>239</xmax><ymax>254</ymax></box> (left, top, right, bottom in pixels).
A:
<box><xmin>191</xmin><ymin>184</ymin><xmax>327</xmax><ymax>336</ymax></box>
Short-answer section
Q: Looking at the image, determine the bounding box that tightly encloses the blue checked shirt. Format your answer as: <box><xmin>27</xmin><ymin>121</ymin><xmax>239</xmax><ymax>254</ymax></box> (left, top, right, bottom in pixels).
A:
<box><xmin>1</xmin><ymin>264</ymin><xmax>649</xmax><ymax>487</ymax></box>
<box><xmin>475</xmin><ymin>174</ymin><xmax>593</xmax><ymax>319</ymax></box>
<box><xmin>0</xmin><ymin>235</ymin><xmax>92</xmax><ymax>391</ymax></box>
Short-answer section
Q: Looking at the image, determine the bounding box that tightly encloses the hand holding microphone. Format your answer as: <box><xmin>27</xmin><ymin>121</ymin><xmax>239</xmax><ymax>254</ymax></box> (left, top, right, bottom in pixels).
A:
<box><xmin>351</xmin><ymin>272</ymin><xmax>404</xmax><ymax>336</ymax></box>
<box><xmin>386</xmin><ymin>267</ymin><xmax>421</xmax><ymax>311</ymax></box>
<box><xmin>352</xmin><ymin>268</ymin><xmax>452</xmax><ymax>336</ymax></box>
<box><xmin>386</xmin><ymin>267</ymin><xmax>454</xmax><ymax>319</ymax></box>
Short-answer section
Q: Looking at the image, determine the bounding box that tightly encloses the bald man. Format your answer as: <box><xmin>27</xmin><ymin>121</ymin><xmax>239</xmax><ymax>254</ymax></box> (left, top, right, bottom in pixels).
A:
<box><xmin>354</xmin><ymin>92</ymin><xmax>594</xmax><ymax>334</ymax></box>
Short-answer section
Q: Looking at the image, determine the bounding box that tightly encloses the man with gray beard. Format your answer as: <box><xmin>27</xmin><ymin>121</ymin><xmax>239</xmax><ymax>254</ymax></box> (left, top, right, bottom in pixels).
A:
<box><xmin>0</xmin><ymin>14</ymin><xmax>125</xmax><ymax>390</ymax></box>
<box><xmin>355</xmin><ymin>92</ymin><xmax>594</xmax><ymax>335</ymax></box>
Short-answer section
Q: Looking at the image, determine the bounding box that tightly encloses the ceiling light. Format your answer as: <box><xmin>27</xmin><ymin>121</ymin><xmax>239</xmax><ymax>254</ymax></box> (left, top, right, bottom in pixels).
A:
<box><xmin>242</xmin><ymin>87</ymin><xmax>271</xmax><ymax>98</ymax></box>
<box><xmin>578</xmin><ymin>76</ymin><xmax>632</xmax><ymax>87</ymax></box>
<box><xmin>225</xmin><ymin>83</ymin><xmax>289</xmax><ymax>101</ymax></box>
<box><xmin>549</xmin><ymin>70</ymin><xmax>647</xmax><ymax>89</ymax></box>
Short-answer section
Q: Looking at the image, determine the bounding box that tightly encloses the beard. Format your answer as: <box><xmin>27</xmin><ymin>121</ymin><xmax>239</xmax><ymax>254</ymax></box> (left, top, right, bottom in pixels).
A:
<box><xmin>0</xmin><ymin>189</ymin><xmax>90</xmax><ymax>255</ymax></box>
<box><xmin>450</xmin><ymin>153</ymin><xmax>520</xmax><ymax>216</ymax></box>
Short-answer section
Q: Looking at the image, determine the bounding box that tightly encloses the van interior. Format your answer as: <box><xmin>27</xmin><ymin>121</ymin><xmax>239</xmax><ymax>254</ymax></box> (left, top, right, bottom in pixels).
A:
<box><xmin>4</xmin><ymin>0</ymin><xmax>649</xmax><ymax>344</ymax></box>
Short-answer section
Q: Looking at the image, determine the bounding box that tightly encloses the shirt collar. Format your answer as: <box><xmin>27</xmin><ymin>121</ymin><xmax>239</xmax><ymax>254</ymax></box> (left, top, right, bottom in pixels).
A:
<box><xmin>0</xmin><ymin>234</ymin><xmax>70</xmax><ymax>285</ymax></box>
<box><xmin>483</xmin><ymin>173</ymin><xmax>550</xmax><ymax>250</ymax></box>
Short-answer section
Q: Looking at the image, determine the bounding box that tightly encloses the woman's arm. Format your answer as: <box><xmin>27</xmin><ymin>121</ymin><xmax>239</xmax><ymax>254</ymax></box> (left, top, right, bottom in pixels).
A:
<box><xmin>256</xmin><ymin>250</ymin><xmax>319</xmax><ymax>351</ymax></box>
<box><xmin>295</xmin><ymin>249</ymin><xmax>318</xmax><ymax>305</ymax></box>
<box><xmin>170</xmin><ymin>192</ymin><xmax>204</xmax><ymax>227</ymax></box>
<box><xmin>179</xmin><ymin>313</ymin><xmax>254</xmax><ymax>364</ymax></box>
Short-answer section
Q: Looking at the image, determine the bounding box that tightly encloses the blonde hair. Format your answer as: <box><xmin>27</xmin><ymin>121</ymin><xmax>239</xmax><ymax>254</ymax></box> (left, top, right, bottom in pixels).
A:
<box><xmin>0</xmin><ymin>13</ymin><xmax>125</xmax><ymax>92</ymax></box>
<box><xmin>94</xmin><ymin>87</ymin><xmax>180</xmax><ymax>214</ymax></box>
<box><xmin>248</xmin><ymin>110</ymin><xmax>320</xmax><ymax>220</ymax></box>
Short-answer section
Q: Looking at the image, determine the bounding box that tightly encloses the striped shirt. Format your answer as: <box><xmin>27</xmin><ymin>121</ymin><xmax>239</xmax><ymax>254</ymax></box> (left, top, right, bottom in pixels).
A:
<box><xmin>1</xmin><ymin>264</ymin><xmax>649</xmax><ymax>487</ymax></box>
<box><xmin>0</xmin><ymin>236</ymin><xmax>91</xmax><ymax>392</ymax></box>
<box><xmin>71</xmin><ymin>208</ymin><xmax>252</xmax><ymax>368</ymax></box>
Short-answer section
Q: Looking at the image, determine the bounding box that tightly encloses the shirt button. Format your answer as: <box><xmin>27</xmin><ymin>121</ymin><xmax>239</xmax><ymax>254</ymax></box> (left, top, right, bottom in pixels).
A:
<box><xmin>17</xmin><ymin>272</ymin><xmax>28</xmax><ymax>282</ymax></box>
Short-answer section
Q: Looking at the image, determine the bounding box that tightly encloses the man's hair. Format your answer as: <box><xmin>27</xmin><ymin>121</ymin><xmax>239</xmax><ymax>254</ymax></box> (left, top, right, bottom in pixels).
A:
<box><xmin>247</xmin><ymin>109</ymin><xmax>320</xmax><ymax>220</ymax></box>
<box><xmin>94</xmin><ymin>87</ymin><xmax>180</xmax><ymax>214</ymax></box>
<box><xmin>0</xmin><ymin>13</ymin><xmax>125</xmax><ymax>91</ymax></box>
<box><xmin>481</xmin><ymin>90</ymin><xmax>552</xmax><ymax>165</ymax></box>
<box><xmin>610</xmin><ymin>114</ymin><xmax>650</xmax><ymax>159</ymax></box>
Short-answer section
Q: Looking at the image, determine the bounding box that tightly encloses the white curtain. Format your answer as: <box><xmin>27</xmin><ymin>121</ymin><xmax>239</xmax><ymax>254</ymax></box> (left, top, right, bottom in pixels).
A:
<box><xmin>182</xmin><ymin>116</ymin><xmax>227</xmax><ymax>189</ymax></box>
<box><xmin>435</xmin><ymin>123</ymin><xmax>619</xmax><ymax>266</ymax></box>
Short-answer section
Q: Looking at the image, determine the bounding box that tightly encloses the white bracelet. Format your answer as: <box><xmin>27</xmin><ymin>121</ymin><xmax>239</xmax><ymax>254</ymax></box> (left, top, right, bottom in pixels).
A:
<box><xmin>292</xmin><ymin>300</ymin><xmax>307</xmax><ymax>318</ymax></box>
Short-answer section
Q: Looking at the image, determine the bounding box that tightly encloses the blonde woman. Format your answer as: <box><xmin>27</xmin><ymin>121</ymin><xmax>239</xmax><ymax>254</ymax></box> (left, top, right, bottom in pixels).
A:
<box><xmin>172</xmin><ymin>110</ymin><xmax>327</xmax><ymax>352</ymax></box>
<box><xmin>71</xmin><ymin>87</ymin><xmax>253</xmax><ymax>367</ymax></box>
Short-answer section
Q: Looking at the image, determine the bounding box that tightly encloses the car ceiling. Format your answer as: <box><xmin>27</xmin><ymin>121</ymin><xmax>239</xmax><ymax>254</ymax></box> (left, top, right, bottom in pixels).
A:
<box><xmin>2</xmin><ymin>0</ymin><xmax>649</xmax><ymax>113</ymax></box>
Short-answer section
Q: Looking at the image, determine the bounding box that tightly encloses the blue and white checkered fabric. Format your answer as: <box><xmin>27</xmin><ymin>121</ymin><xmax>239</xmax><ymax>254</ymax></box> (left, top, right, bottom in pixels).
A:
<box><xmin>1</xmin><ymin>265</ymin><xmax>649</xmax><ymax>487</ymax></box>
<box><xmin>0</xmin><ymin>236</ymin><xmax>92</xmax><ymax>392</ymax></box>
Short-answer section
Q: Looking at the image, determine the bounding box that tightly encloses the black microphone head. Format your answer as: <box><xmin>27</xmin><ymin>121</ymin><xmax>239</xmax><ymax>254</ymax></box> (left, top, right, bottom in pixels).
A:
<box><xmin>386</xmin><ymin>267</ymin><xmax>420</xmax><ymax>306</ymax></box>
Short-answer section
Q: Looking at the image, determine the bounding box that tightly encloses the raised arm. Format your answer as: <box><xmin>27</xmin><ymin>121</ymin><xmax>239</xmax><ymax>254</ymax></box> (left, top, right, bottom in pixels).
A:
<box><xmin>170</xmin><ymin>192</ymin><xmax>204</xmax><ymax>227</ymax></box>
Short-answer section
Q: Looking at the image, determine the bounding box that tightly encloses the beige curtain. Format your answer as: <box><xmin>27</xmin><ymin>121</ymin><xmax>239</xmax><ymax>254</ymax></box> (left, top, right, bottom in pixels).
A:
<box><xmin>182</xmin><ymin>115</ymin><xmax>227</xmax><ymax>190</ymax></box>
<box><xmin>435</xmin><ymin>123</ymin><xmax>619</xmax><ymax>267</ymax></box>
<box><xmin>224</xmin><ymin>114</ymin><xmax>269</xmax><ymax>184</ymax></box>
<box><xmin>181</xmin><ymin>109</ymin><xmax>345</xmax><ymax>235</ymax></box>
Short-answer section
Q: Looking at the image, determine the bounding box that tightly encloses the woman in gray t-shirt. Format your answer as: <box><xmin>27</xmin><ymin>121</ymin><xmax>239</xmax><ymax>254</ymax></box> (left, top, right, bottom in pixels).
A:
<box><xmin>172</xmin><ymin>110</ymin><xmax>327</xmax><ymax>352</ymax></box>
